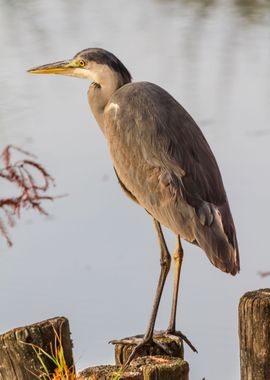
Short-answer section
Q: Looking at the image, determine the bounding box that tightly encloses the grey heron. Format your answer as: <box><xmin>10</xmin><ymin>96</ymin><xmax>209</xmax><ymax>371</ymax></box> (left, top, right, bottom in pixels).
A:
<box><xmin>28</xmin><ymin>48</ymin><xmax>239</xmax><ymax>363</ymax></box>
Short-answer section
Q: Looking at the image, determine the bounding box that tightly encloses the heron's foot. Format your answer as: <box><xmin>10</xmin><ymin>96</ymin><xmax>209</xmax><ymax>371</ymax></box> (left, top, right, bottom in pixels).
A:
<box><xmin>154</xmin><ymin>329</ymin><xmax>198</xmax><ymax>353</ymax></box>
<box><xmin>110</xmin><ymin>334</ymin><xmax>173</xmax><ymax>366</ymax></box>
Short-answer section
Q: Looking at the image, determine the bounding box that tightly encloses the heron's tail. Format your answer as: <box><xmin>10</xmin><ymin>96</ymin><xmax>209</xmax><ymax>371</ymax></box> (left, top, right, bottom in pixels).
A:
<box><xmin>194</xmin><ymin>201</ymin><xmax>240</xmax><ymax>275</ymax></box>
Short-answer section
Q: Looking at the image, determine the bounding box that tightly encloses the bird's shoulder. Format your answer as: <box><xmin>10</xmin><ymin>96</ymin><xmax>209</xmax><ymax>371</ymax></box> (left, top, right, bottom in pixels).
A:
<box><xmin>112</xmin><ymin>81</ymin><xmax>179</xmax><ymax>107</ymax></box>
<box><xmin>106</xmin><ymin>81</ymin><xmax>193</xmax><ymax>137</ymax></box>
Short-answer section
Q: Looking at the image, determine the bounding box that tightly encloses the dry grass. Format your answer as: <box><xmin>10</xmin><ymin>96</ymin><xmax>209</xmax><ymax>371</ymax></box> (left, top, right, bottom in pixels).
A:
<box><xmin>28</xmin><ymin>325</ymin><xmax>76</xmax><ymax>380</ymax></box>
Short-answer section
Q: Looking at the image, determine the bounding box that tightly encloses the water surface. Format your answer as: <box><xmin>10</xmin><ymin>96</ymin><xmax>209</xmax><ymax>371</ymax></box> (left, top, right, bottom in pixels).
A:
<box><xmin>0</xmin><ymin>1</ymin><xmax>270</xmax><ymax>379</ymax></box>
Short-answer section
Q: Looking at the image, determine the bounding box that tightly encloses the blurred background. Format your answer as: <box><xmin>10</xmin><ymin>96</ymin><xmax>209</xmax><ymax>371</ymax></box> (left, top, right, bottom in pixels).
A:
<box><xmin>0</xmin><ymin>0</ymin><xmax>269</xmax><ymax>378</ymax></box>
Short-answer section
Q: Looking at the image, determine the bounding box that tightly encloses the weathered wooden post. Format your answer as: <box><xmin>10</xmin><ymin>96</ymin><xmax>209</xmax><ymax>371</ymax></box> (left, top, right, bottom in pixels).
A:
<box><xmin>239</xmin><ymin>288</ymin><xmax>270</xmax><ymax>380</ymax></box>
<box><xmin>0</xmin><ymin>316</ymin><xmax>74</xmax><ymax>380</ymax></box>
<box><xmin>0</xmin><ymin>316</ymin><xmax>189</xmax><ymax>379</ymax></box>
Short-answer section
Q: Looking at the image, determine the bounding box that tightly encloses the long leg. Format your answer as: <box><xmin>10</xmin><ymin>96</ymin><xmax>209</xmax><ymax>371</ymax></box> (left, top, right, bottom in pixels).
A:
<box><xmin>122</xmin><ymin>218</ymin><xmax>171</xmax><ymax>364</ymax></box>
<box><xmin>143</xmin><ymin>218</ymin><xmax>171</xmax><ymax>340</ymax></box>
<box><xmin>167</xmin><ymin>235</ymin><xmax>184</xmax><ymax>333</ymax></box>
<box><xmin>158</xmin><ymin>235</ymin><xmax>197</xmax><ymax>353</ymax></box>
<box><xmin>110</xmin><ymin>226</ymin><xmax>197</xmax><ymax>361</ymax></box>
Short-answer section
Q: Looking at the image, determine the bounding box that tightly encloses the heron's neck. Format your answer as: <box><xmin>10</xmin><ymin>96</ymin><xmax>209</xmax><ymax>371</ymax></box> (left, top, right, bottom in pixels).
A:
<box><xmin>88</xmin><ymin>75</ymin><xmax>123</xmax><ymax>132</ymax></box>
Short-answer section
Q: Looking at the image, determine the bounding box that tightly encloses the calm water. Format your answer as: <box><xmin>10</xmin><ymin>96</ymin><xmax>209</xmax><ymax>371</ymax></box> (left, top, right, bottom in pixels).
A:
<box><xmin>0</xmin><ymin>1</ymin><xmax>270</xmax><ymax>379</ymax></box>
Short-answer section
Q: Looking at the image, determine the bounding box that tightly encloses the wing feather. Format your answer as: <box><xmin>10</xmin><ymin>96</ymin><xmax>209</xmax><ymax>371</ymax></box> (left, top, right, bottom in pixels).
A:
<box><xmin>108</xmin><ymin>82</ymin><xmax>240</xmax><ymax>274</ymax></box>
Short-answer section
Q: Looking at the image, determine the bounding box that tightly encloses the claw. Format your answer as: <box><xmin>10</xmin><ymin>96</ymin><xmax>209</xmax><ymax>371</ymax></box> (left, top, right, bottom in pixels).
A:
<box><xmin>109</xmin><ymin>334</ymin><xmax>144</xmax><ymax>346</ymax></box>
<box><xmin>155</xmin><ymin>330</ymin><xmax>198</xmax><ymax>353</ymax></box>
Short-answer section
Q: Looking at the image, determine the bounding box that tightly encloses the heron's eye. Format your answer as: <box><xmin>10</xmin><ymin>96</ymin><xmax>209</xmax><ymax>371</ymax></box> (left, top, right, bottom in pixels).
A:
<box><xmin>79</xmin><ymin>59</ymin><xmax>86</xmax><ymax>67</ymax></box>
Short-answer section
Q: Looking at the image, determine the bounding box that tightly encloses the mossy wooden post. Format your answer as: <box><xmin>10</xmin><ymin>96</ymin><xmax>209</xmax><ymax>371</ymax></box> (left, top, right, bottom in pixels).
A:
<box><xmin>78</xmin><ymin>336</ymin><xmax>189</xmax><ymax>380</ymax></box>
<box><xmin>78</xmin><ymin>356</ymin><xmax>189</xmax><ymax>380</ymax></box>
<box><xmin>0</xmin><ymin>316</ymin><xmax>74</xmax><ymax>380</ymax></box>
<box><xmin>239</xmin><ymin>289</ymin><xmax>270</xmax><ymax>380</ymax></box>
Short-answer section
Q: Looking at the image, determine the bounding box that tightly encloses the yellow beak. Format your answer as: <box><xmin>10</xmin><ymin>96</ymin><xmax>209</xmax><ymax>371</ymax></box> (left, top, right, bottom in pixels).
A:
<box><xmin>27</xmin><ymin>60</ymin><xmax>73</xmax><ymax>75</ymax></box>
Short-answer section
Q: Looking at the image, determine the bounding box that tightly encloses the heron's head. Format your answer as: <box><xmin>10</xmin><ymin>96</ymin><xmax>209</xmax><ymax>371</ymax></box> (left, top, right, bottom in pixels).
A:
<box><xmin>28</xmin><ymin>48</ymin><xmax>132</xmax><ymax>87</ymax></box>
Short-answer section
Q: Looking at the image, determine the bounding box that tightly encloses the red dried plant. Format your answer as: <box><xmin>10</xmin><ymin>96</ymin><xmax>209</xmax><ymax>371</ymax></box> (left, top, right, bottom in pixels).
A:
<box><xmin>0</xmin><ymin>145</ymin><xmax>55</xmax><ymax>246</ymax></box>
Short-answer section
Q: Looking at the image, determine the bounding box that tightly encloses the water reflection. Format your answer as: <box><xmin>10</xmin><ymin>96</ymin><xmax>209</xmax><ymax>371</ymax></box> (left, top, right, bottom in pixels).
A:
<box><xmin>234</xmin><ymin>0</ymin><xmax>270</xmax><ymax>22</ymax></box>
<box><xmin>158</xmin><ymin>0</ymin><xmax>270</xmax><ymax>22</ymax></box>
<box><xmin>0</xmin><ymin>1</ymin><xmax>270</xmax><ymax>379</ymax></box>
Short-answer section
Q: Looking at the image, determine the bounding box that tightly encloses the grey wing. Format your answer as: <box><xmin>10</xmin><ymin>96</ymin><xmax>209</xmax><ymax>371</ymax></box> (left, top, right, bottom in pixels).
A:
<box><xmin>110</xmin><ymin>82</ymin><xmax>239</xmax><ymax>275</ymax></box>
<box><xmin>114</xmin><ymin>167</ymin><xmax>138</xmax><ymax>203</ymax></box>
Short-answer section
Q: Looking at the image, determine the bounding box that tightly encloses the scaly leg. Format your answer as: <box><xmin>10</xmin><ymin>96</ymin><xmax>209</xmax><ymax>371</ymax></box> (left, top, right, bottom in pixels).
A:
<box><xmin>155</xmin><ymin>235</ymin><xmax>197</xmax><ymax>353</ymax></box>
<box><xmin>167</xmin><ymin>235</ymin><xmax>183</xmax><ymax>333</ymax></box>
